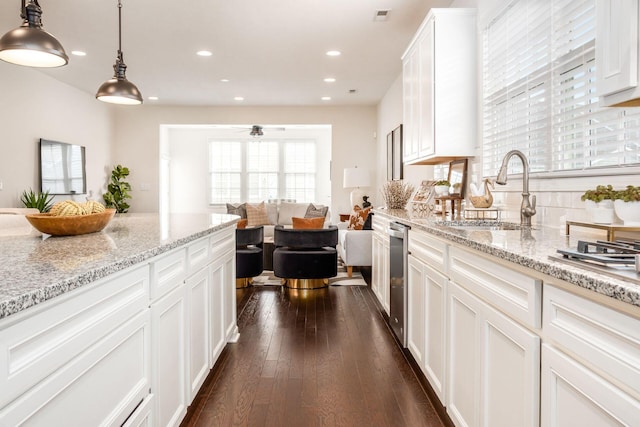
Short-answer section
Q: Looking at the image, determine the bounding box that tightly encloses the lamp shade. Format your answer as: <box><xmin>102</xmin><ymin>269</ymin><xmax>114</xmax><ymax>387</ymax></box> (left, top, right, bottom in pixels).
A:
<box><xmin>343</xmin><ymin>167</ymin><xmax>370</xmax><ymax>188</ymax></box>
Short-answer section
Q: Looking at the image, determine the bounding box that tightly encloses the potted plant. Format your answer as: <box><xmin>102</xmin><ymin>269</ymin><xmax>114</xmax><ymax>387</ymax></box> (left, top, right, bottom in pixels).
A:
<box><xmin>581</xmin><ymin>185</ymin><xmax>616</xmax><ymax>224</ymax></box>
<box><xmin>381</xmin><ymin>180</ymin><xmax>415</xmax><ymax>210</ymax></box>
<box><xmin>20</xmin><ymin>188</ymin><xmax>54</xmax><ymax>213</ymax></box>
<box><xmin>613</xmin><ymin>185</ymin><xmax>640</xmax><ymax>225</ymax></box>
<box><xmin>434</xmin><ymin>180</ymin><xmax>451</xmax><ymax>196</ymax></box>
<box><xmin>103</xmin><ymin>164</ymin><xmax>132</xmax><ymax>213</ymax></box>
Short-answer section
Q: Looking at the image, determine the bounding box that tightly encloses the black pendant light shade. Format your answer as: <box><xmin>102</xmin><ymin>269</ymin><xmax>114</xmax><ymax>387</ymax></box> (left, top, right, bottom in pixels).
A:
<box><xmin>0</xmin><ymin>0</ymin><xmax>68</xmax><ymax>68</ymax></box>
<box><xmin>96</xmin><ymin>0</ymin><xmax>142</xmax><ymax>105</ymax></box>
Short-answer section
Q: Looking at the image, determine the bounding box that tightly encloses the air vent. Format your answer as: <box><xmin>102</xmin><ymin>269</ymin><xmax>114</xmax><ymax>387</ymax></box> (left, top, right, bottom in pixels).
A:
<box><xmin>349</xmin><ymin>89</ymin><xmax>357</xmax><ymax>94</ymax></box>
<box><xmin>374</xmin><ymin>9</ymin><xmax>390</xmax><ymax>21</ymax></box>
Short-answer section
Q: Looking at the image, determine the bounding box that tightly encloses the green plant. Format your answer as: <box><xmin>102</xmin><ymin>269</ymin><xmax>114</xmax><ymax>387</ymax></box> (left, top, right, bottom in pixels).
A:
<box><xmin>103</xmin><ymin>164</ymin><xmax>132</xmax><ymax>213</ymax></box>
<box><xmin>20</xmin><ymin>188</ymin><xmax>54</xmax><ymax>212</ymax></box>
<box><xmin>614</xmin><ymin>185</ymin><xmax>640</xmax><ymax>202</ymax></box>
<box><xmin>581</xmin><ymin>185</ymin><xmax>616</xmax><ymax>202</ymax></box>
<box><xmin>435</xmin><ymin>180</ymin><xmax>451</xmax><ymax>186</ymax></box>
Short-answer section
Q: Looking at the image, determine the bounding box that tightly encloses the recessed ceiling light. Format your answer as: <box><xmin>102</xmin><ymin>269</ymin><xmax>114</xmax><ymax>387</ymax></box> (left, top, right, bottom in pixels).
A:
<box><xmin>220</xmin><ymin>79</ymin><xmax>230</xmax><ymax>83</ymax></box>
<box><xmin>148</xmin><ymin>96</ymin><xmax>159</xmax><ymax>101</ymax></box>
<box><xmin>71</xmin><ymin>50</ymin><xmax>86</xmax><ymax>56</ymax></box>
<box><xmin>321</xmin><ymin>96</ymin><xmax>331</xmax><ymax>101</ymax></box>
<box><xmin>324</xmin><ymin>78</ymin><xmax>336</xmax><ymax>83</ymax></box>
<box><xmin>326</xmin><ymin>50</ymin><xmax>341</xmax><ymax>57</ymax></box>
<box><xmin>196</xmin><ymin>50</ymin><xmax>212</xmax><ymax>57</ymax></box>
<box><xmin>234</xmin><ymin>96</ymin><xmax>244</xmax><ymax>101</ymax></box>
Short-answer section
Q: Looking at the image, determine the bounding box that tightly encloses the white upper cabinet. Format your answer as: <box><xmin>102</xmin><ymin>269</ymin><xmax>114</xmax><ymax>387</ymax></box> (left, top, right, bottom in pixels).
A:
<box><xmin>597</xmin><ymin>0</ymin><xmax>640</xmax><ymax>106</ymax></box>
<box><xmin>402</xmin><ymin>9</ymin><xmax>477</xmax><ymax>165</ymax></box>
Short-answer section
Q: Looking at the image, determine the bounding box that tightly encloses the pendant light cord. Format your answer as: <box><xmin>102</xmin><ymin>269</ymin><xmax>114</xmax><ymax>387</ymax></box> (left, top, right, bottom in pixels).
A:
<box><xmin>117</xmin><ymin>0</ymin><xmax>123</xmax><ymax>61</ymax></box>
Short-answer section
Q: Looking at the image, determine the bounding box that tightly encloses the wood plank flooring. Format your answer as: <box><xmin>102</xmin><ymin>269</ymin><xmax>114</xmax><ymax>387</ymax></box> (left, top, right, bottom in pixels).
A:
<box><xmin>183</xmin><ymin>283</ymin><xmax>445</xmax><ymax>427</ymax></box>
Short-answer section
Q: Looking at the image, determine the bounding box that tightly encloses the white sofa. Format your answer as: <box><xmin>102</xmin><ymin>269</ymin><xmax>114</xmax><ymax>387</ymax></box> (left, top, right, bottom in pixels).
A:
<box><xmin>233</xmin><ymin>201</ymin><xmax>331</xmax><ymax>239</ymax></box>
<box><xmin>336</xmin><ymin>222</ymin><xmax>372</xmax><ymax>277</ymax></box>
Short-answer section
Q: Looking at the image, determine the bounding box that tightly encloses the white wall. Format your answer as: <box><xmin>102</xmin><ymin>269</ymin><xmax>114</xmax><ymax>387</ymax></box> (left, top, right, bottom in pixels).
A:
<box><xmin>113</xmin><ymin>106</ymin><xmax>376</xmax><ymax>221</ymax></box>
<box><xmin>0</xmin><ymin>62</ymin><xmax>114</xmax><ymax>208</ymax></box>
<box><xmin>164</xmin><ymin>126</ymin><xmax>332</xmax><ymax>214</ymax></box>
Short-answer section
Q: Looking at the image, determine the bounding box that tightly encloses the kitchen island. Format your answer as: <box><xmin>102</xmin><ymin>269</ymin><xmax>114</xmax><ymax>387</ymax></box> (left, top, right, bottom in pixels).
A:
<box><xmin>0</xmin><ymin>213</ymin><xmax>239</xmax><ymax>426</ymax></box>
<box><xmin>372</xmin><ymin>209</ymin><xmax>640</xmax><ymax>427</ymax></box>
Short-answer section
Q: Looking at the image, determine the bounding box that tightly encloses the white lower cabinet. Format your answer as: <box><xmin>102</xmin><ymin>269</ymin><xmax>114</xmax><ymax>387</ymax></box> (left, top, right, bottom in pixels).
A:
<box><xmin>151</xmin><ymin>282</ymin><xmax>188</xmax><ymax>427</ymax></box>
<box><xmin>541</xmin><ymin>344</ymin><xmax>640</xmax><ymax>426</ymax></box>
<box><xmin>186</xmin><ymin>267</ymin><xmax>210</xmax><ymax>401</ymax></box>
<box><xmin>372</xmin><ymin>215</ymin><xmax>391</xmax><ymax>314</ymax></box>
<box><xmin>407</xmin><ymin>253</ymin><xmax>447</xmax><ymax>404</ymax></box>
<box><xmin>447</xmin><ymin>282</ymin><xmax>540</xmax><ymax>427</ymax></box>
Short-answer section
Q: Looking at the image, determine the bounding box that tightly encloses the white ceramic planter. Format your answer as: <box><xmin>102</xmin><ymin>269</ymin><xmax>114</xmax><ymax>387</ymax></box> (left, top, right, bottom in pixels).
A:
<box><xmin>614</xmin><ymin>200</ymin><xmax>640</xmax><ymax>225</ymax></box>
<box><xmin>434</xmin><ymin>185</ymin><xmax>450</xmax><ymax>196</ymax></box>
<box><xmin>584</xmin><ymin>200</ymin><xmax>615</xmax><ymax>224</ymax></box>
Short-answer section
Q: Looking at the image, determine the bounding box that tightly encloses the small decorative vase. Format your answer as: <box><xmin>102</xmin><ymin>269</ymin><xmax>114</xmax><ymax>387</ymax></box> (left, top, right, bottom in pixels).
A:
<box><xmin>585</xmin><ymin>200</ymin><xmax>615</xmax><ymax>224</ymax></box>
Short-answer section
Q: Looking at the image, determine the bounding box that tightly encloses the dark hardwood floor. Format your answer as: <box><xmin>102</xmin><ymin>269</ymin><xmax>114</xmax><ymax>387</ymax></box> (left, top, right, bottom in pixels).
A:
<box><xmin>183</xmin><ymin>272</ymin><xmax>444</xmax><ymax>427</ymax></box>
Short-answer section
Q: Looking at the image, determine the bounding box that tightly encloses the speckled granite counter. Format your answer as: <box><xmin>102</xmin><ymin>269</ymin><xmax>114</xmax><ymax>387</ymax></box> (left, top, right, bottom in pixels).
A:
<box><xmin>0</xmin><ymin>213</ymin><xmax>238</xmax><ymax>320</ymax></box>
<box><xmin>375</xmin><ymin>209</ymin><xmax>640</xmax><ymax>310</ymax></box>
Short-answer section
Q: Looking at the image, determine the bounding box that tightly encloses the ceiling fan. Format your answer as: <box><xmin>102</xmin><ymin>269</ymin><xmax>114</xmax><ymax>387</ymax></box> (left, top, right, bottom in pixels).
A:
<box><xmin>233</xmin><ymin>125</ymin><xmax>286</xmax><ymax>137</ymax></box>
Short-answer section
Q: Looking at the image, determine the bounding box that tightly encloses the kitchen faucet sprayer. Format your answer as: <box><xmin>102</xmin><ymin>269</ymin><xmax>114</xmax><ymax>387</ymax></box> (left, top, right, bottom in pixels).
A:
<box><xmin>496</xmin><ymin>150</ymin><xmax>536</xmax><ymax>226</ymax></box>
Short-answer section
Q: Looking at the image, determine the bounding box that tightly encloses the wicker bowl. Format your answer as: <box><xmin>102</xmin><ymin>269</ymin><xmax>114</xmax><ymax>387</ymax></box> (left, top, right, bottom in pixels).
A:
<box><xmin>25</xmin><ymin>209</ymin><xmax>116</xmax><ymax>236</ymax></box>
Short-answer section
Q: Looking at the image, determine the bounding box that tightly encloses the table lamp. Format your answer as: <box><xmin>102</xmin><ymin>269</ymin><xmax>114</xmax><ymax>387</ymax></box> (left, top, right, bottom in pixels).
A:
<box><xmin>343</xmin><ymin>167</ymin><xmax>370</xmax><ymax>209</ymax></box>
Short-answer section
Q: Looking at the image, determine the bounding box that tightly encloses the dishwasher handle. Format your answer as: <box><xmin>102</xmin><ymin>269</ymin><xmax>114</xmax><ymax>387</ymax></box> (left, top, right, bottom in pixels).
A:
<box><xmin>387</xmin><ymin>228</ymin><xmax>407</xmax><ymax>239</ymax></box>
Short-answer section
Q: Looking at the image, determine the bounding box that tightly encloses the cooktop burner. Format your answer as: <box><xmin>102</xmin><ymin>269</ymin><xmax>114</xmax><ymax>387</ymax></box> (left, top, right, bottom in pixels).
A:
<box><xmin>551</xmin><ymin>239</ymin><xmax>640</xmax><ymax>285</ymax></box>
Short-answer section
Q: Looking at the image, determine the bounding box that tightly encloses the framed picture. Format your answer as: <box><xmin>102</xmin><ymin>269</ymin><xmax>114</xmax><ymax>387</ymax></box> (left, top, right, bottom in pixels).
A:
<box><xmin>387</xmin><ymin>132</ymin><xmax>393</xmax><ymax>180</ymax></box>
<box><xmin>392</xmin><ymin>124</ymin><xmax>403</xmax><ymax>180</ymax></box>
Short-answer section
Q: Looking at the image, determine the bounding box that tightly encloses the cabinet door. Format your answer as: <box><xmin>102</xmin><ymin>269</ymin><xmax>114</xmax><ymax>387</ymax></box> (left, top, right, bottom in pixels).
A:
<box><xmin>447</xmin><ymin>282</ymin><xmax>481</xmax><ymax>427</ymax></box>
<box><xmin>403</xmin><ymin>47</ymin><xmax>419</xmax><ymax>162</ymax></box>
<box><xmin>424</xmin><ymin>263</ymin><xmax>447</xmax><ymax>405</ymax></box>
<box><xmin>596</xmin><ymin>0</ymin><xmax>639</xmax><ymax>97</ymax></box>
<box><xmin>418</xmin><ymin>17</ymin><xmax>435</xmax><ymax>158</ymax></box>
<box><xmin>221</xmin><ymin>250</ymin><xmax>237</xmax><ymax>342</ymax></box>
<box><xmin>541</xmin><ymin>344</ymin><xmax>640</xmax><ymax>426</ymax></box>
<box><xmin>371</xmin><ymin>234</ymin><xmax>383</xmax><ymax>303</ymax></box>
<box><xmin>407</xmin><ymin>255</ymin><xmax>426</xmax><ymax>368</ymax></box>
<box><xmin>209</xmin><ymin>259</ymin><xmax>226</xmax><ymax>363</ymax></box>
<box><xmin>151</xmin><ymin>284</ymin><xmax>188</xmax><ymax>427</ymax></box>
<box><xmin>448</xmin><ymin>282</ymin><xmax>540</xmax><ymax>427</ymax></box>
<box><xmin>186</xmin><ymin>267</ymin><xmax>210</xmax><ymax>401</ymax></box>
<box><xmin>481</xmin><ymin>301</ymin><xmax>540</xmax><ymax>427</ymax></box>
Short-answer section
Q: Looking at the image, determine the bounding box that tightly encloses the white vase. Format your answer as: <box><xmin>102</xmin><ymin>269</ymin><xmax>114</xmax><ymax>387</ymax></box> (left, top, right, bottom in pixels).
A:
<box><xmin>614</xmin><ymin>200</ymin><xmax>640</xmax><ymax>225</ymax></box>
<box><xmin>585</xmin><ymin>200</ymin><xmax>615</xmax><ymax>224</ymax></box>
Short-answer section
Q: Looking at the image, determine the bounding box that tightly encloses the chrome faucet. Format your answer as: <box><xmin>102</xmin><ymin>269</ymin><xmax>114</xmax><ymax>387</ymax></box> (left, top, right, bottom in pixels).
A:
<box><xmin>495</xmin><ymin>150</ymin><xmax>536</xmax><ymax>226</ymax></box>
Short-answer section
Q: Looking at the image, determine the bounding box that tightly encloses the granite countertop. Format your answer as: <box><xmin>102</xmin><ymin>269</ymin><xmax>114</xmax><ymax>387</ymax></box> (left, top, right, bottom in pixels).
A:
<box><xmin>0</xmin><ymin>213</ymin><xmax>239</xmax><ymax>320</ymax></box>
<box><xmin>375</xmin><ymin>209</ymin><xmax>640</xmax><ymax>310</ymax></box>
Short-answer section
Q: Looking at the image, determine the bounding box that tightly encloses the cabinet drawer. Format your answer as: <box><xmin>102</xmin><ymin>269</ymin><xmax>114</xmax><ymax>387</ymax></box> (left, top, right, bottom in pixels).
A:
<box><xmin>372</xmin><ymin>215</ymin><xmax>391</xmax><ymax>236</ymax></box>
<box><xmin>150</xmin><ymin>248</ymin><xmax>187</xmax><ymax>301</ymax></box>
<box><xmin>449</xmin><ymin>247</ymin><xmax>541</xmax><ymax>329</ymax></box>
<box><xmin>543</xmin><ymin>285</ymin><xmax>640</xmax><ymax>398</ymax></box>
<box><xmin>187</xmin><ymin>237</ymin><xmax>210</xmax><ymax>274</ymax></box>
<box><xmin>0</xmin><ymin>264</ymin><xmax>149</xmax><ymax>408</ymax></box>
<box><xmin>408</xmin><ymin>230</ymin><xmax>447</xmax><ymax>273</ymax></box>
<box><xmin>209</xmin><ymin>227</ymin><xmax>235</xmax><ymax>260</ymax></box>
<box><xmin>0</xmin><ymin>310</ymin><xmax>150</xmax><ymax>426</ymax></box>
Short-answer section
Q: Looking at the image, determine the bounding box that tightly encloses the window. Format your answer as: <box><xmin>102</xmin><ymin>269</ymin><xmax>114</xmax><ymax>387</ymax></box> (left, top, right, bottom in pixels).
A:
<box><xmin>209</xmin><ymin>140</ymin><xmax>316</xmax><ymax>204</ymax></box>
<box><xmin>482</xmin><ymin>0</ymin><xmax>640</xmax><ymax>177</ymax></box>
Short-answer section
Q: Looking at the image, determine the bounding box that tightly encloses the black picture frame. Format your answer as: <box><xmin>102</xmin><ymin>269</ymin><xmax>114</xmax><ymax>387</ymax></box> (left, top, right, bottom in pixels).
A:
<box><xmin>387</xmin><ymin>132</ymin><xmax>393</xmax><ymax>180</ymax></box>
<box><xmin>392</xmin><ymin>125</ymin><xmax>403</xmax><ymax>180</ymax></box>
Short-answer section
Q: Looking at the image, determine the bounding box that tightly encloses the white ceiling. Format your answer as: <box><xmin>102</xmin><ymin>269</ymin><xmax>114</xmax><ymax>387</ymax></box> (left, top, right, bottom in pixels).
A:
<box><xmin>0</xmin><ymin>0</ymin><xmax>453</xmax><ymax>106</ymax></box>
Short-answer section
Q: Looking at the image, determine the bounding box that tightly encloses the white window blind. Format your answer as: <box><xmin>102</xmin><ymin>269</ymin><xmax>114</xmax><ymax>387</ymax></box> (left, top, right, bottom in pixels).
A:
<box><xmin>483</xmin><ymin>0</ymin><xmax>640</xmax><ymax>177</ymax></box>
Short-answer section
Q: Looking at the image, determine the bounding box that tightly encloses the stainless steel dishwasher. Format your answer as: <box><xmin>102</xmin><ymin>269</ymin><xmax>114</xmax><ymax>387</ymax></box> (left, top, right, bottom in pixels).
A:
<box><xmin>388</xmin><ymin>221</ymin><xmax>410</xmax><ymax>347</ymax></box>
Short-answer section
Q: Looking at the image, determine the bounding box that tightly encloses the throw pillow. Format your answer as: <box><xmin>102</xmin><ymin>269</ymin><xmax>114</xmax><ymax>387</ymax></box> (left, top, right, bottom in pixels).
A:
<box><xmin>348</xmin><ymin>207</ymin><xmax>371</xmax><ymax>230</ymax></box>
<box><xmin>226</xmin><ymin>203</ymin><xmax>247</xmax><ymax>219</ymax></box>
<box><xmin>246</xmin><ymin>202</ymin><xmax>271</xmax><ymax>226</ymax></box>
<box><xmin>292</xmin><ymin>216</ymin><xmax>325</xmax><ymax>229</ymax></box>
<box><xmin>304</xmin><ymin>203</ymin><xmax>328</xmax><ymax>219</ymax></box>
<box><xmin>236</xmin><ymin>218</ymin><xmax>248</xmax><ymax>229</ymax></box>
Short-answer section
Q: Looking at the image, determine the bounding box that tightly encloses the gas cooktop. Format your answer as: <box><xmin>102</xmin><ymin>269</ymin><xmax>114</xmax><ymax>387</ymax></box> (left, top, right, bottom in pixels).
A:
<box><xmin>551</xmin><ymin>239</ymin><xmax>640</xmax><ymax>285</ymax></box>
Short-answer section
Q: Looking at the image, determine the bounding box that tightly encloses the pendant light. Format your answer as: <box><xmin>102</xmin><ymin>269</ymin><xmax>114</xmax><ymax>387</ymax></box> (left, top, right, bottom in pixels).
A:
<box><xmin>0</xmin><ymin>0</ymin><xmax>68</xmax><ymax>68</ymax></box>
<box><xmin>96</xmin><ymin>0</ymin><xmax>142</xmax><ymax>105</ymax></box>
